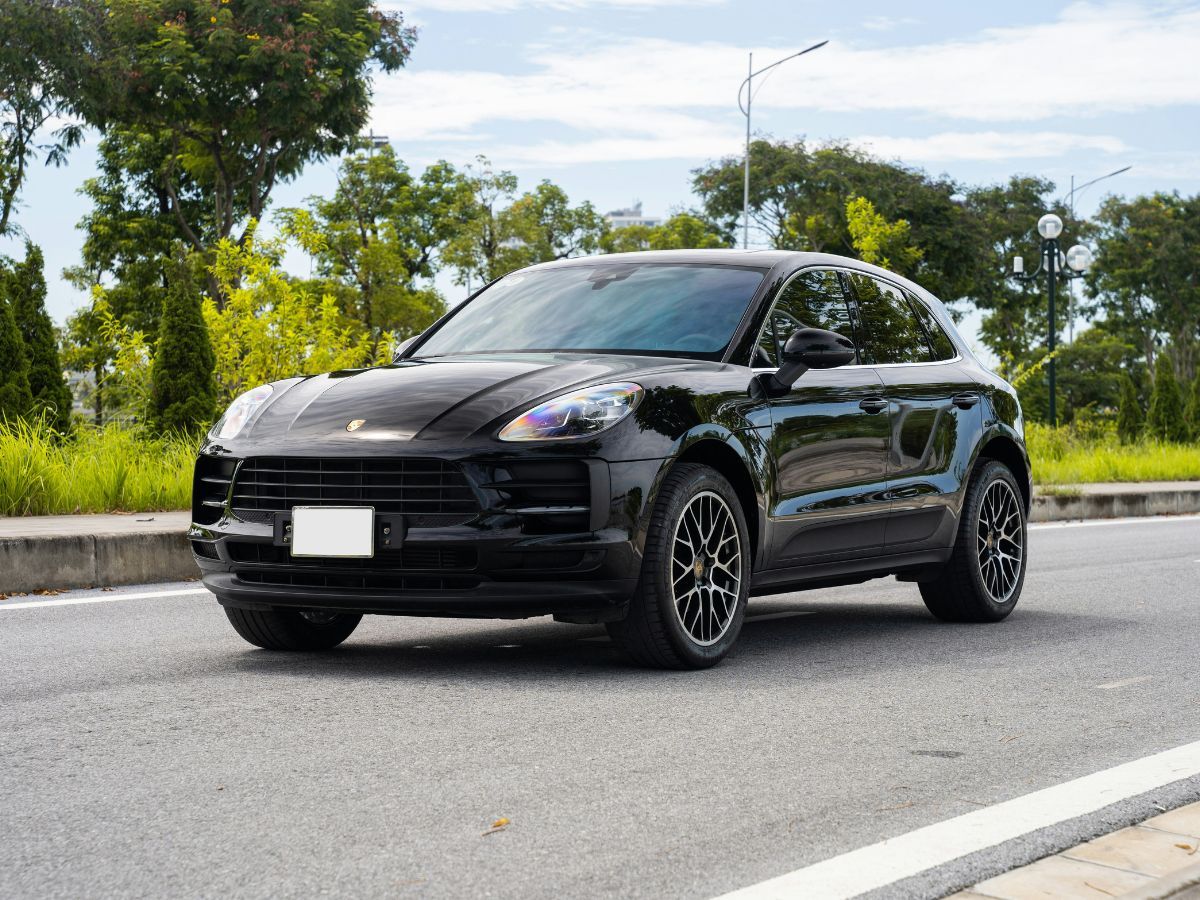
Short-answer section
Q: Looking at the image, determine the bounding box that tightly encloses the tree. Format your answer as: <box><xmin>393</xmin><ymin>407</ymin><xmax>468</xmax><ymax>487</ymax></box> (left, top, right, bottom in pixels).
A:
<box><xmin>845</xmin><ymin>196</ymin><xmax>922</xmax><ymax>276</ymax></box>
<box><xmin>149</xmin><ymin>254</ymin><xmax>216</xmax><ymax>433</ymax></box>
<box><xmin>2</xmin><ymin>243</ymin><xmax>72</xmax><ymax>431</ymax></box>
<box><xmin>0</xmin><ymin>293</ymin><xmax>32</xmax><ymax>421</ymax></box>
<box><xmin>1116</xmin><ymin>373</ymin><xmax>1145</xmax><ymax>444</ymax></box>
<box><xmin>692</xmin><ymin>139</ymin><xmax>975</xmax><ymax>303</ymax></box>
<box><xmin>443</xmin><ymin>161</ymin><xmax>606</xmax><ymax>287</ymax></box>
<box><xmin>281</xmin><ymin>146</ymin><xmax>473</xmax><ymax>337</ymax></box>
<box><xmin>1146</xmin><ymin>352</ymin><xmax>1189</xmax><ymax>443</ymax></box>
<box><xmin>1086</xmin><ymin>193</ymin><xmax>1200</xmax><ymax>385</ymax></box>
<box><xmin>1186</xmin><ymin>372</ymin><xmax>1200</xmax><ymax>441</ymax></box>
<box><xmin>602</xmin><ymin>213</ymin><xmax>729</xmax><ymax>253</ymax></box>
<box><xmin>0</xmin><ymin>0</ymin><xmax>83</xmax><ymax>235</ymax></box>
<box><xmin>66</xmin><ymin>0</ymin><xmax>416</xmax><ymax>296</ymax></box>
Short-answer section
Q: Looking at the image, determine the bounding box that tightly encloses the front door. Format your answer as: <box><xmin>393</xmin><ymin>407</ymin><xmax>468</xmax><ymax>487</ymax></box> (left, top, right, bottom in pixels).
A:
<box><xmin>758</xmin><ymin>269</ymin><xmax>891</xmax><ymax>565</ymax></box>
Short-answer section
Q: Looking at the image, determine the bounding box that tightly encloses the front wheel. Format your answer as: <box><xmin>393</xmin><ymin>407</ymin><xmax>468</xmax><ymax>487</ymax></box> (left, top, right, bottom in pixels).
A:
<box><xmin>920</xmin><ymin>459</ymin><xmax>1028</xmax><ymax>622</ymax></box>
<box><xmin>224</xmin><ymin>607</ymin><xmax>362</xmax><ymax>650</ymax></box>
<box><xmin>607</xmin><ymin>463</ymin><xmax>750</xmax><ymax>669</ymax></box>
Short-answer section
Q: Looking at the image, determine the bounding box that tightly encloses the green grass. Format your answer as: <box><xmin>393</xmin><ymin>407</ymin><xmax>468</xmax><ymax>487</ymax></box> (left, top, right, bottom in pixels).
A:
<box><xmin>1025</xmin><ymin>422</ymin><xmax>1200</xmax><ymax>485</ymax></box>
<box><xmin>0</xmin><ymin>419</ymin><xmax>198</xmax><ymax>517</ymax></box>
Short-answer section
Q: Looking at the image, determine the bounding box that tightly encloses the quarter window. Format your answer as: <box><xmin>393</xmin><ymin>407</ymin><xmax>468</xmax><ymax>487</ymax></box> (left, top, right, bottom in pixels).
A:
<box><xmin>754</xmin><ymin>269</ymin><xmax>856</xmax><ymax>367</ymax></box>
<box><xmin>905</xmin><ymin>290</ymin><xmax>957</xmax><ymax>361</ymax></box>
<box><xmin>847</xmin><ymin>274</ymin><xmax>929</xmax><ymax>365</ymax></box>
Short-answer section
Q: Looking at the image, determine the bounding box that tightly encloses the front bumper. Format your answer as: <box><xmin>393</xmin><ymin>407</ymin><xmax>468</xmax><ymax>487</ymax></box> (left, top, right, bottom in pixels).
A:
<box><xmin>190</xmin><ymin>454</ymin><xmax>663</xmax><ymax>622</ymax></box>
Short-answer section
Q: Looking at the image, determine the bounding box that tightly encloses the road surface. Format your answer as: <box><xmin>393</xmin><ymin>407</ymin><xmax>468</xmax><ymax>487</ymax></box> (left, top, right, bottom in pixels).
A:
<box><xmin>3</xmin><ymin>516</ymin><xmax>1200</xmax><ymax>899</ymax></box>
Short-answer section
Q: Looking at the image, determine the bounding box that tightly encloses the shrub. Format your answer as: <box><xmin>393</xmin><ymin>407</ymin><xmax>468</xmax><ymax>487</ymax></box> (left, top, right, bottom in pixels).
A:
<box><xmin>149</xmin><ymin>255</ymin><xmax>216</xmax><ymax>433</ymax></box>
<box><xmin>1186</xmin><ymin>372</ymin><xmax>1200</xmax><ymax>441</ymax></box>
<box><xmin>1146</xmin><ymin>353</ymin><xmax>1189</xmax><ymax>443</ymax></box>
<box><xmin>1116</xmin><ymin>374</ymin><xmax>1145</xmax><ymax>444</ymax></box>
<box><xmin>0</xmin><ymin>294</ymin><xmax>33</xmax><ymax>421</ymax></box>
<box><xmin>3</xmin><ymin>243</ymin><xmax>72</xmax><ymax>432</ymax></box>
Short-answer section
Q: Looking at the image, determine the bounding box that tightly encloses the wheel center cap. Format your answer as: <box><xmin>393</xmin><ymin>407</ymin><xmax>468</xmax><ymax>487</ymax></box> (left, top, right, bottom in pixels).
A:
<box><xmin>694</xmin><ymin>557</ymin><xmax>707</xmax><ymax>580</ymax></box>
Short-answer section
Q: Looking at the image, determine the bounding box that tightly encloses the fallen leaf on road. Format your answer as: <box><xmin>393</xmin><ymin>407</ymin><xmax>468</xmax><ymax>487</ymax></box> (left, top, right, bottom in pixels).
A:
<box><xmin>33</xmin><ymin>589</ymin><xmax>62</xmax><ymax>596</ymax></box>
<box><xmin>101</xmin><ymin>587</ymin><xmax>115</xmax><ymax>592</ymax></box>
<box><xmin>1084</xmin><ymin>881</ymin><xmax>1118</xmax><ymax>896</ymax></box>
<box><xmin>482</xmin><ymin>817</ymin><xmax>511</xmax><ymax>836</ymax></box>
<box><xmin>1174</xmin><ymin>842</ymin><xmax>1195</xmax><ymax>852</ymax></box>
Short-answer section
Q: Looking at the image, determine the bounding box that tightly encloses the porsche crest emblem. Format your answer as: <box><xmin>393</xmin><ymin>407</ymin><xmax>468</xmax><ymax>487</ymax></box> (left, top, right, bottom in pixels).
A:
<box><xmin>346</xmin><ymin>419</ymin><xmax>366</xmax><ymax>432</ymax></box>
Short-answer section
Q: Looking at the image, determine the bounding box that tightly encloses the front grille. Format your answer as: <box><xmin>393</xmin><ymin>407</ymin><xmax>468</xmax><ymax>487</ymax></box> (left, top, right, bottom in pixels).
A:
<box><xmin>483</xmin><ymin>459</ymin><xmax>592</xmax><ymax>533</ymax></box>
<box><xmin>226</xmin><ymin>541</ymin><xmax>476</xmax><ymax>571</ymax></box>
<box><xmin>236</xmin><ymin>571</ymin><xmax>480</xmax><ymax>592</ymax></box>
<box><xmin>230</xmin><ymin>457</ymin><xmax>480</xmax><ymax>527</ymax></box>
<box><xmin>193</xmin><ymin>456</ymin><xmax>238</xmax><ymax>525</ymax></box>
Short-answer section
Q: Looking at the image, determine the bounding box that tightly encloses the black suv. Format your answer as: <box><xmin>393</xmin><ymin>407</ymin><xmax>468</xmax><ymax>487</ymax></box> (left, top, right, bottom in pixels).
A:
<box><xmin>191</xmin><ymin>250</ymin><xmax>1030</xmax><ymax>668</ymax></box>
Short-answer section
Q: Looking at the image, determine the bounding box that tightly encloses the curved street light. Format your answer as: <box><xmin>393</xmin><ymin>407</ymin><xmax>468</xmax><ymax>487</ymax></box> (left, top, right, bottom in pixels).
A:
<box><xmin>1010</xmin><ymin>212</ymin><xmax>1093</xmax><ymax>425</ymax></box>
<box><xmin>737</xmin><ymin>40</ymin><xmax>828</xmax><ymax>249</ymax></box>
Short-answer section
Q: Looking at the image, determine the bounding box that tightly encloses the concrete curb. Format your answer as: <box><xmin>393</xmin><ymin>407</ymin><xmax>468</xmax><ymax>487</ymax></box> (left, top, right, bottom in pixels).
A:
<box><xmin>0</xmin><ymin>529</ymin><xmax>198</xmax><ymax>595</ymax></box>
<box><xmin>1031</xmin><ymin>488</ymin><xmax>1200</xmax><ymax>523</ymax></box>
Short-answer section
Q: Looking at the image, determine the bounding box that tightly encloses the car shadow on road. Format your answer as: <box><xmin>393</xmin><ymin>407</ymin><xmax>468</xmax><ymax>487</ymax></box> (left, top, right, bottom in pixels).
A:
<box><xmin>210</xmin><ymin>591</ymin><xmax>1132</xmax><ymax>686</ymax></box>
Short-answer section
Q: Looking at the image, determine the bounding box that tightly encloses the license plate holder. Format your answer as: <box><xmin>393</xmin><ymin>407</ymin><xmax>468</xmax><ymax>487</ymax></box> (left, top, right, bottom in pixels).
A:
<box><xmin>290</xmin><ymin>506</ymin><xmax>375</xmax><ymax>558</ymax></box>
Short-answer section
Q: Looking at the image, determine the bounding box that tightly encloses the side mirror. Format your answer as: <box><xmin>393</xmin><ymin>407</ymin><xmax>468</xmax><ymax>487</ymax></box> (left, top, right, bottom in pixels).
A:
<box><xmin>762</xmin><ymin>327</ymin><xmax>856</xmax><ymax>396</ymax></box>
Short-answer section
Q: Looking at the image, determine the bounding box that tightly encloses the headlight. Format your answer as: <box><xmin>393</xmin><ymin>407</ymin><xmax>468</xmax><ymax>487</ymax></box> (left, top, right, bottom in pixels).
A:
<box><xmin>499</xmin><ymin>382</ymin><xmax>643</xmax><ymax>441</ymax></box>
<box><xmin>210</xmin><ymin>384</ymin><xmax>274</xmax><ymax>440</ymax></box>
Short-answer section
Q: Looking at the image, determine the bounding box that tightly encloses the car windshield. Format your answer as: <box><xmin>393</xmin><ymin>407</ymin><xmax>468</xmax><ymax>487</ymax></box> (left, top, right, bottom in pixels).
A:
<box><xmin>414</xmin><ymin>263</ymin><xmax>766</xmax><ymax>360</ymax></box>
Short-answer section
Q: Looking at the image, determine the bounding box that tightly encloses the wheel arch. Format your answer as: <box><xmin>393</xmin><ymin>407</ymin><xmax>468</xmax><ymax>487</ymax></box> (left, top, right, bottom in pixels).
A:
<box><xmin>977</xmin><ymin>433</ymin><xmax>1032</xmax><ymax>512</ymax></box>
<box><xmin>670</xmin><ymin>435</ymin><xmax>764</xmax><ymax>562</ymax></box>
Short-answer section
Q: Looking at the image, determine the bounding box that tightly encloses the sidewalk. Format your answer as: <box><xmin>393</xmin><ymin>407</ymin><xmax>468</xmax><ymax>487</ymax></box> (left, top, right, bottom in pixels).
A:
<box><xmin>951</xmin><ymin>800</ymin><xmax>1200</xmax><ymax>899</ymax></box>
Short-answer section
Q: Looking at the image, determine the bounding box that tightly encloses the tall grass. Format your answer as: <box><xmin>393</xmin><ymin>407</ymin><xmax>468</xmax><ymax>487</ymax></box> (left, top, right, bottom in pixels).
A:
<box><xmin>0</xmin><ymin>419</ymin><xmax>198</xmax><ymax>516</ymax></box>
<box><xmin>1025</xmin><ymin>421</ymin><xmax>1200</xmax><ymax>485</ymax></box>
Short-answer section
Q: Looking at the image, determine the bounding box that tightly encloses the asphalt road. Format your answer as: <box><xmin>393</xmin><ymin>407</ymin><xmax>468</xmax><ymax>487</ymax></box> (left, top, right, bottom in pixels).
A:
<box><xmin>3</xmin><ymin>517</ymin><xmax>1200</xmax><ymax>899</ymax></box>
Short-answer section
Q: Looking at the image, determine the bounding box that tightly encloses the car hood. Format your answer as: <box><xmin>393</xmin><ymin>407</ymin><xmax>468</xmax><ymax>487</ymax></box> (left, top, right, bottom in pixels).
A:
<box><xmin>245</xmin><ymin>353</ymin><xmax>714</xmax><ymax>444</ymax></box>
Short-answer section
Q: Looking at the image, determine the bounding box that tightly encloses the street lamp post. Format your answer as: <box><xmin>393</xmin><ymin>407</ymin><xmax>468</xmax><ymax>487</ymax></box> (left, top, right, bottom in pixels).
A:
<box><xmin>1062</xmin><ymin>165</ymin><xmax>1129</xmax><ymax>341</ymax></box>
<box><xmin>1009</xmin><ymin>213</ymin><xmax>1093</xmax><ymax>425</ymax></box>
<box><xmin>737</xmin><ymin>40</ymin><xmax>828</xmax><ymax>249</ymax></box>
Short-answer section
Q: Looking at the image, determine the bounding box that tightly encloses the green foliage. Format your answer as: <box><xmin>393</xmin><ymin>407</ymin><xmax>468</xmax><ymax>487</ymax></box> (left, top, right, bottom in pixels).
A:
<box><xmin>845</xmin><ymin>196</ymin><xmax>922</xmax><ymax>275</ymax></box>
<box><xmin>0</xmin><ymin>0</ymin><xmax>83</xmax><ymax>235</ymax></box>
<box><xmin>1086</xmin><ymin>193</ymin><xmax>1200</xmax><ymax>385</ymax></box>
<box><xmin>1025</xmin><ymin>421</ymin><xmax>1200</xmax><ymax>484</ymax></box>
<box><xmin>280</xmin><ymin>145</ymin><xmax>468</xmax><ymax>336</ymax></box>
<box><xmin>0</xmin><ymin>291</ymin><xmax>32</xmax><ymax>420</ymax></box>
<box><xmin>2</xmin><ymin>242</ymin><xmax>71</xmax><ymax>431</ymax></box>
<box><xmin>66</xmin><ymin>0</ymin><xmax>416</xmax><ymax>263</ymax></box>
<box><xmin>1187</xmin><ymin>372</ymin><xmax>1200</xmax><ymax>440</ymax></box>
<box><xmin>443</xmin><ymin>158</ymin><xmax>606</xmax><ymax>286</ymax></box>
<box><xmin>204</xmin><ymin>222</ymin><xmax>380</xmax><ymax>402</ymax></box>
<box><xmin>0</xmin><ymin>417</ymin><xmax>196</xmax><ymax>516</ymax></box>
<box><xmin>601</xmin><ymin>213</ymin><xmax>729</xmax><ymax>253</ymax></box>
<box><xmin>1117</xmin><ymin>374</ymin><xmax>1145</xmax><ymax>444</ymax></box>
<box><xmin>149</xmin><ymin>254</ymin><xmax>216</xmax><ymax>433</ymax></box>
<box><xmin>1146</xmin><ymin>352</ymin><xmax>1189</xmax><ymax>443</ymax></box>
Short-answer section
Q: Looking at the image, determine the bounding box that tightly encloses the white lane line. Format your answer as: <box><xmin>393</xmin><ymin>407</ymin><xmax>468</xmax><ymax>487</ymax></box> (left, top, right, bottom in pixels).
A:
<box><xmin>1030</xmin><ymin>513</ymin><xmax>1200</xmax><ymax>531</ymax></box>
<box><xmin>714</xmin><ymin>739</ymin><xmax>1200</xmax><ymax>900</ymax></box>
<box><xmin>0</xmin><ymin>587</ymin><xmax>209</xmax><ymax>611</ymax></box>
<box><xmin>1097</xmin><ymin>675</ymin><xmax>1154</xmax><ymax>690</ymax></box>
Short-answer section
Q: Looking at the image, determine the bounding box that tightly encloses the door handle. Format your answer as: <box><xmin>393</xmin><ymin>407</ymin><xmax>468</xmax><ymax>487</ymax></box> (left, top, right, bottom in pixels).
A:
<box><xmin>859</xmin><ymin>397</ymin><xmax>888</xmax><ymax>414</ymax></box>
<box><xmin>952</xmin><ymin>393</ymin><xmax>980</xmax><ymax>410</ymax></box>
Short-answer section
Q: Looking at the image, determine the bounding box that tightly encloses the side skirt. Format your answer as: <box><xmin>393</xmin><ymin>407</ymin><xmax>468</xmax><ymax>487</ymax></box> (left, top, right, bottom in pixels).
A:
<box><xmin>749</xmin><ymin>548</ymin><xmax>952</xmax><ymax>597</ymax></box>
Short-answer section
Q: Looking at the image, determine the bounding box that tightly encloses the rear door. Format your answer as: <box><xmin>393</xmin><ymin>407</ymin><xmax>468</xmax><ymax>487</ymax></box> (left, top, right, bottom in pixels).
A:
<box><xmin>844</xmin><ymin>272</ymin><xmax>982</xmax><ymax>553</ymax></box>
<box><xmin>758</xmin><ymin>269</ymin><xmax>891</xmax><ymax>566</ymax></box>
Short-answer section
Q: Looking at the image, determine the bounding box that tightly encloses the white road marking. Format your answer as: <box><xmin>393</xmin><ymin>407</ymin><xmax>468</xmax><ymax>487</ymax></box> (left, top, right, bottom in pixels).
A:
<box><xmin>1097</xmin><ymin>675</ymin><xmax>1154</xmax><ymax>690</ymax></box>
<box><xmin>714</xmin><ymin>739</ymin><xmax>1200</xmax><ymax>900</ymax></box>
<box><xmin>0</xmin><ymin>587</ymin><xmax>209</xmax><ymax>611</ymax></box>
<box><xmin>1030</xmin><ymin>513</ymin><xmax>1200</xmax><ymax>531</ymax></box>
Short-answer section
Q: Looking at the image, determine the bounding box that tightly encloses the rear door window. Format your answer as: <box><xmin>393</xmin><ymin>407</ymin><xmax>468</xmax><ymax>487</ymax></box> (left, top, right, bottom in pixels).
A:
<box><xmin>905</xmin><ymin>291</ymin><xmax>957</xmax><ymax>361</ymax></box>
<box><xmin>847</xmin><ymin>273</ymin><xmax>929</xmax><ymax>365</ymax></box>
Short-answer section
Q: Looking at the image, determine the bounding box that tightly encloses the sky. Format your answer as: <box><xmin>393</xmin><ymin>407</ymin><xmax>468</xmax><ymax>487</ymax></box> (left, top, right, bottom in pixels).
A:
<box><xmin>4</xmin><ymin>0</ymin><xmax>1199</xmax><ymax>359</ymax></box>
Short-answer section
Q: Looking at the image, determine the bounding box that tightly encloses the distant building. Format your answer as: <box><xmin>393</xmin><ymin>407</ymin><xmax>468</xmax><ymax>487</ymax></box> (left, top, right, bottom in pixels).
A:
<box><xmin>604</xmin><ymin>202</ymin><xmax>662</xmax><ymax>231</ymax></box>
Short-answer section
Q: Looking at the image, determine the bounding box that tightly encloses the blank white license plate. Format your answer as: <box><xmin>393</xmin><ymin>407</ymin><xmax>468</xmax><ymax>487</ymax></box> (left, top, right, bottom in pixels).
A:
<box><xmin>290</xmin><ymin>507</ymin><xmax>374</xmax><ymax>558</ymax></box>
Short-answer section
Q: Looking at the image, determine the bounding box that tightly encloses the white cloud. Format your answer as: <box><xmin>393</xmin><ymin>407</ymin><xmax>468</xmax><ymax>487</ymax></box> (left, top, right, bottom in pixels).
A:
<box><xmin>861</xmin><ymin>15</ymin><xmax>918</xmax><ymax>31</ymax></box>
<box><xmin>853</xmin><ymin>131</ymin><xmax>1130</xmax><ymax>162</ymax></box>
<box><xmin>369</xmin><ymin>2</ymin><xmax>1200</xmax><ymax>165</ymax></box>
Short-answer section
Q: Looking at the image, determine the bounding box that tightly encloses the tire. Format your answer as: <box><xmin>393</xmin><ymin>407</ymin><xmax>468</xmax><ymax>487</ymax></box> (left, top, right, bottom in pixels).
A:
<box><xmin>224</xmin><ymin>607</ymin><xmax>362</xmax><ymax>651</ymax></box>
<box><xmin>607</xmin><ymin>463</ymin><xmax>750</xmax><ymax>669</ymax></box>
<box><xmin>919</xmin><ymin>459</ymin><xmax>1027</xmax><ymax>623</ymax></box>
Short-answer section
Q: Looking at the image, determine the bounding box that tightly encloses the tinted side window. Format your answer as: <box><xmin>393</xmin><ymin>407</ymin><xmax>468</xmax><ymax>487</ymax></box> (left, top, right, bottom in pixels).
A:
<box><xmin>755</xmin><ymin>269</ymin><xmax>855</xmax><ymax>366</ymax></box>
<box><xmin>848</xmin><ymin>274</ymin><xmax>928</xmax><ymax>365</ymax></box>
<box><xmin>906</xmin><ymin>290</ymin><xmax>957</xmax><ymax>361</ymax></box>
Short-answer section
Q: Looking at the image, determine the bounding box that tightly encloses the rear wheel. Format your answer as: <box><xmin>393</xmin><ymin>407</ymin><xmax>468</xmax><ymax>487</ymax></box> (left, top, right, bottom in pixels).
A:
<box><xmin>607</xmin><ymin>463</ymin><xmax>750</xmax><ymax>669</ymax></box>
<box><xmin>224</xmin><ymin>607</ymin><xmax>362</xmax><ymax>650</ymax></box>
<box><xmin>920</xmin><ymin>459</ymin><xmax>1027</xmax><ymax>622</ymax></box>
